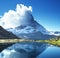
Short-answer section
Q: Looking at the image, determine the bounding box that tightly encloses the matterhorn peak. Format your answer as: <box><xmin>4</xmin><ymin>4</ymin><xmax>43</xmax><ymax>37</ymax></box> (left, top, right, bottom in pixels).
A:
<box><xmin>0</xmin><ymin>4</ymin><xmax>51</xmax><ymax>39</ymax></box>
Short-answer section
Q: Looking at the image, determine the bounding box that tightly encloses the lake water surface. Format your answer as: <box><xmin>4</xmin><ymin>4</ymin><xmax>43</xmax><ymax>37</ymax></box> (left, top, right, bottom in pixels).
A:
<box><xmin>37</xmin><ymin>46</ymin><xmax>60</xmax><ymax>58</ymax></box>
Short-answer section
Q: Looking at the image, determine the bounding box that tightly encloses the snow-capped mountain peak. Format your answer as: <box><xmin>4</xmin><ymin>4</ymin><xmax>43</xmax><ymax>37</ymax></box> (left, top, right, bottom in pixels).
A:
<box><xmin>0</xmin><ymin>4</ymin><xmax>54</xmax><ymax>39</ymax></box>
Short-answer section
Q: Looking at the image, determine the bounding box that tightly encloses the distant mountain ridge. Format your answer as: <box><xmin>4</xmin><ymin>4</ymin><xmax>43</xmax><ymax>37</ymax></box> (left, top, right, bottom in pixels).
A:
<box><xmin>49</xmin><ymin>31</ymin><xmax>60</xmax><ymax>36</ymax></box>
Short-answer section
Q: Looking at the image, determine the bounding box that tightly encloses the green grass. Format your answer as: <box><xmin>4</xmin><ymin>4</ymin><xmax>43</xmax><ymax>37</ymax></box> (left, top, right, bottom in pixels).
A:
<box><xmin>0</xmin><ymin>37</ymin><xmax>60</xmax><ymax>47</ymax></box>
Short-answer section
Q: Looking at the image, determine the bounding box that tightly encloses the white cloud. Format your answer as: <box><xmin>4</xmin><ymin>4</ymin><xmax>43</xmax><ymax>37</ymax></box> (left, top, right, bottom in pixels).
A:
<box><xmin>0</xmin><ymin>4</ymin><xmax>32</xmax><ymax>29</ymax></box>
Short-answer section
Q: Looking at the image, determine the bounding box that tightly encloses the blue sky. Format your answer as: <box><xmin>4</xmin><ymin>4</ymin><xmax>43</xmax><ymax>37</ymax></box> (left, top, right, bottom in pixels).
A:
<box><xmin>0</xmin><ymin>0</ymin><xmax>60</xmax><ymax>31</ymax></box>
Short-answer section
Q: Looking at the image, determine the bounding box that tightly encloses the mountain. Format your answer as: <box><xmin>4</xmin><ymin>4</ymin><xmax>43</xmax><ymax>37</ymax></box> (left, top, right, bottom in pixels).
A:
<box><xmin>8</xmin><ymin>21</ymin><xmax>54</xmax><ymax>39</ymax></box>
<box><xmin>0</xmin><ymin>26</ymin><xmax>18</xmax><ymax>39</ymax></box>
<box><xmin>49</xmin><ymin>31</ymin><xmax>60</xmax><ymax>36</ymax></box>
<box><xmin>7</xmin><ymin>18</ymin><xmax>54</xmax><ymax>39</ymax></box>
<box><xmin>0</xmin><ymin>4</ymin><xmax>55</xmax><ymax>39</ymax></box>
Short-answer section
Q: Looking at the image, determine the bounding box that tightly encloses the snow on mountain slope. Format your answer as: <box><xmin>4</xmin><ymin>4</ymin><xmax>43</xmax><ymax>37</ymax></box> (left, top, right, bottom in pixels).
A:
<box><xmin>49</xmin><ymin>31</ymin><xmax>60</xmax><ymax>36</ymax></box>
